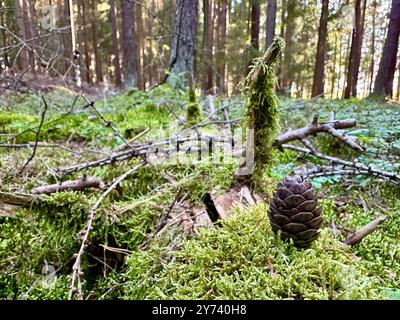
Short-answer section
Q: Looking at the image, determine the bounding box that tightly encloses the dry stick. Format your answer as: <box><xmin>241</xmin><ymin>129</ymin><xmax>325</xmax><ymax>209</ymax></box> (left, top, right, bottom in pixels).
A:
<box><xmin>68</xmin><ymin>161</ymin><xmax>146</xmax><ymax>300</ymax></box>
<box><xmin>18</xmin><ymin>96</ymin><xmax>49</xmax><ymax>174</ymax></box>
<box><xmin>275</xmin><ymin>113</ymin><xmax>364</xmax><ymax>153</ymax></box>
<box><xmin>115</xmin><ymin>128</ymin><xmax>150</xmax><ymax>151</ymax></box>
<box><xmin>343</xmin><ymin>216</ymin><xmax>387</xmax><ymax>246</ymax></box>
<box><xmin>31</xmin><ymin>177</ymin><xmax>105</xmax><ymax>195</ymax></box>
<box><xmin>0</xmin><ymin>191</ymin><xmax>38</xmax><ymax>206</ymax></box>
<box><xmin>284</xmin><ymin>144</ymin><xmax>400</xmax><ymax>181</ymax></box>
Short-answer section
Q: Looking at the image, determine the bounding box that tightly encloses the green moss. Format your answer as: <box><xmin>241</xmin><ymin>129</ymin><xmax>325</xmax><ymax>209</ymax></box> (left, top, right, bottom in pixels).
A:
<box><xmin>243</xmin><ymin>38</ymin><xmax>284</xmax><ymax>190</ymax></box>
<box><xmin>123</xmin><ymin>204</ymin><xmax>383</xmax><ymax>300</ymax></box>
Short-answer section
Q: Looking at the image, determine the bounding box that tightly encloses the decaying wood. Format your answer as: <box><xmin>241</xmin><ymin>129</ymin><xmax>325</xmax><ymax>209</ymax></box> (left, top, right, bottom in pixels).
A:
<box><xmin>31</xmin><ymin>177</ymin><xmax>105</xmax><ymax>195</ymax></box>
<box><xmin>275</xmin><ymin>113</ymin><xmax>364</xmax><ymax>153</ymax></box>
<box><xmin>343</xmin><ymin>216</ymin><xmax>387</xmax><ymax>246</ymax></box>
<box><xmin>0</xmin><ymin>191</ymin><xmax>38</xmax><ymax>206</ymax></box>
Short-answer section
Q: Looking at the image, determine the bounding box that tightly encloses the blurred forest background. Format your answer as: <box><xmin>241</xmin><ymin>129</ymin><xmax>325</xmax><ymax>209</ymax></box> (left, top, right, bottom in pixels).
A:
<box><xmin>0</xmin><ymin>0</ymin><xmax>398</xmax><ymax>99</ymax></box>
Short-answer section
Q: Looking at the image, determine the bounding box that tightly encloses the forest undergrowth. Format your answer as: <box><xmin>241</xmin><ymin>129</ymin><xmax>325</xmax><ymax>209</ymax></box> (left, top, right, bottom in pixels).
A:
<box><xmin>1</xmin><ymin>86</ymin><xmax>400</xmax><ymax>300</ymax></box>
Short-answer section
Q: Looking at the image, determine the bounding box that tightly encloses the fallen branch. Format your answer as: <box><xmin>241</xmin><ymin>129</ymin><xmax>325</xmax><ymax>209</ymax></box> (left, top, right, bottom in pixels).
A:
<box><xmin>0</xmin><ymin>191</ymin><xmax>38</xmax><ymax>206</ymax></box>
<box><xmin>68</xmin><ymin>161</ymin><xmax>146</xmax><ymax>300</ymax></box>
<box><xmin>343</xmin><ymin>216</ymin><xmax>386</xmax><ymax>246</ymax></box>
<box><xmin>275</xmin><ymin>113</ymin><xmax>364</xmax><ymax>153</ymax></box>
<box><xmin>31</xmin><ymin>177</ymin><xmax>105</xmax><ymax>195</ymax></box>
<box><xmin>284</xmin><ymin>144</ymin><xmax>400</xmax><ymax>181</ymax></box>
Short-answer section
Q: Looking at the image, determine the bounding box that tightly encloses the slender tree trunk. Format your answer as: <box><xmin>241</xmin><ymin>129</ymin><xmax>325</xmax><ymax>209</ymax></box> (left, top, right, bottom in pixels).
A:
<box><xmin>277</xmin><ymin>0</ymin><xmax>286</xmax><ymax>93</ymax></box>
<box><xmin>373</xmin><ymin>0</ymin><xmax>400</xmax><ymax>97</ymax></box>
<box><xmin>81</xmin><ymin>0</ymin><xmax>92</xmax><ymax>83</ymax></box>
<box><xmin>167</xmin><ymin>0</ymin><xmax>198</xmax><ymax>88</ymax></box>
<box><xmin>250</xmin><ymin>2</ymin><xmax>260</xmax><ymax>50</ymax></box>
<box><xmin>281</xmin><ymin>0</ymin><xmax>296</xmax><ymax>96</ymax></box>
<box><xmin>91</xmin><ymin>0</ymin><xmax>103</xmax><ymax>83</ymax></box>
<box><xmin>135</xmin><ymin>3</ymin><xmax>145</xmax><ymax>89</ymax></box>
<box><xmin>216</xmin><ymin>0</ymin><xmax>227</xmax><ymax>94</ymax></box>
<box><xmin>109</xmin><ymin>0</ymin><xmax>122</xmax><ymax>87</ymax></box>
<box><xmin>201</xmin><ymin>0</ymin><xmax>214</xmax><ymax>93</ymax></box>
<box><xmin>344</xmin><ymin>0</ymin><xmax>366</xmax><ymax>98</ymax></box>
<box><xmin>368</xmin><ymin>1</ymin><xmax>377</xmax><ymax>94</ymax></box>
<box><xmin>265</xmin><ymin>0</ymin><xmax>277</xmax><ymax>49</ymax></box>
<box><xmin>121</xmin><ymin>0</ymin><xmax>138</xmax><ymax>89</ymax></box>
<box><xmin>15</xmin><ymin>0</ymin><xmax>29</xmax><ymax>70</ymax></box>
<box><xmin>311</xmin><ymin>0</ymin><xmax>329</xmax><ymax>97</ymax></box>
<box><xmin>77</xmin><ymin>0</ymin><xmax>87</xmax><ymax>83</ymax></box>
<box><xmin>330</xmin><ymin>33</ymin><xmax>338</xmax><ymax>98</ymax></box>
<box><xmin>0</xmin><ymin>1</ymin><xmax>9</xmax><ymax>68</ymax></box>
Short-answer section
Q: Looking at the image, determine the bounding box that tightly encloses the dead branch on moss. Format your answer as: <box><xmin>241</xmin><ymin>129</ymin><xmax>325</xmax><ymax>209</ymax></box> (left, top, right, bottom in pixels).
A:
<box><xmin>275</xmin><ymin>113</ymin><xmax>364</xmax><ymax>153</ymax></box>
<box><xmin>343</xmin><ymin>216</ymin><xmax>387</xmax><ymax>246</ymax></box>
<box><xmin>0</xmin><ymin>191</ymin><xmax>38</xmax><ymax>206</ymax></box>
<box><xmin>31</xmin><ymin>177</ymin><xmax>105</xmax><ymax>195</ymax></box>
<box><xmin>68</xmin><ymin>161</ymin><xmax>146</xmax><ymax>300</ymax></box>
<box><xmin>285</xmin><ymin>144</ymin><xmax>400</xmax><ymax>181</ymax></box>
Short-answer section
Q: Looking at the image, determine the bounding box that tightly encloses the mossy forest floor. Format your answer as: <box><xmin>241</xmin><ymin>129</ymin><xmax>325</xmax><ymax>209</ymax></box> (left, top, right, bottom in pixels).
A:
<box><xmin>1</xmin><ymin>86</ymin><xmax>400</xmax><ymax>300</ymax></box>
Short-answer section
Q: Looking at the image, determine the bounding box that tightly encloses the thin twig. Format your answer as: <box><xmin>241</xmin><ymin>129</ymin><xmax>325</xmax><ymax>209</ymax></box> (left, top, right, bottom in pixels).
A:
<box><xmin>18</xmin><ymin>95</ymin><xmax>48</xmax><ymax>174</ymax></box>
<box><xmin>68</xmin><ymin>161</ymin><xmax>146</xmax><ymax>300</ymax></box>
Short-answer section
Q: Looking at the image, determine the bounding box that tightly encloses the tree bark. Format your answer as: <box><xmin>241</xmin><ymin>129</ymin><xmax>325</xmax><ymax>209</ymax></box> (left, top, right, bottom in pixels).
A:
<box><xmin>166</xmin><ymin>0</ymin><xmax>198</xmax><ymax>88</ymax></box>
<box><xmin>201</xmin><ymin>0</ymin><xmax>214</xmax><ymax>93</ymax></box>
<box><xmin>311</xmin><ymin>0</ymin><xmax>329</xmax><ymax>98</ymax></box>
<box><xmin>135</xmin><ymin>3</ymin><xmax>145</xmax><ymax>90</ymax></box>
<box><xmin>373</xmin><ymin>0</ymin><xmax>400</xmax><ymax>98</ymax></box>
<box><xmin>109</xmin><ymin>0</ymin><xmax>122</xmax><ymax>87</ymax></box>
<box><xmin>368</xmin><ymin>1</ymin><xmax>377</xmax><ymax>94</ymax></box>
<box><xmin>121</xmin><ymin>0</ymin><xmax>138</xmax><ymax>89</ymax></box>
<box><xmin>216</xmin><ymin>0</ymin><xmax>227</xmax><ymax>94</ymax></box>
<box><xmin>15</xmin><ymin>0</ymin><xmax>29</xmax><ymax>70</ymax></box>
<box><xmin>81</xmin><ymin>0</ymin><xmax>92</xmax><ymax>83</ymax></box>
<box><xmin>91</xmin><ymin>0</ymin><xmax>103</xmax><ymax>83</ymax></box>
<box><xmin>250</xmin><ymin>1</ymin><xmax>260</xmax><ymax>50</ymax></box>
<box><xmin>344</xmin><ymin>0</ymin><xmax>367</xmax><ymax>98</ymax></box>
<box><xmin>265</xmin><ymin>0</ymin><xmax>277</xmax><ymax>49</ymax></box>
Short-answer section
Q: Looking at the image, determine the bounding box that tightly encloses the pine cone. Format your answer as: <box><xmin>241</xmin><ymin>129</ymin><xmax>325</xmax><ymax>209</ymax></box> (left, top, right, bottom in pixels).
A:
<box><xmin>268</xmin><ymin>175</ymin><xmax>323</xmax><ymax>248</ymax></box>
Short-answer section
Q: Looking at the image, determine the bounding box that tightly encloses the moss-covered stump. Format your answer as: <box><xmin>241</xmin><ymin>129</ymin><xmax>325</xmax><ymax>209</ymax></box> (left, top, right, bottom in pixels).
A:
<box><xmin>123</xmin><ymin>204</ymin><xmax>383</xmax><ymax>300</ymax></box>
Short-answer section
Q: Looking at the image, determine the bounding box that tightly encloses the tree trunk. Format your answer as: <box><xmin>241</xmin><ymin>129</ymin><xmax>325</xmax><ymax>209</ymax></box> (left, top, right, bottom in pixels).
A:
<box><xmin>201</xmin><ymin>0</ymin><xmax>214</xmax><ymax>93</ymax></box>
<box><xmin>15</xmin><ymin>0</ymin><xmax>29</xmax><ymax>71</ymax></box>
<box><xmin>135</xmin><ymin>3</ymin><xmax>145</xmax><ymax>90</ymax></box>
<box><xmin>167</xmin><ymin>0</ymin><xmax>198</xmax><ymax>88</ymax></box>
<box><xmin>121</xmin><ymin>0</ymin><xmax>138</xmax><ymax>89</ymax></box>
<box><xmin>250</xmin><ymin>2</ymin><xmax>260</xmax><ymax>50</ymax></box>
<box><xmin>216</xmin><ymin>0</ymin><xmax>227</xmax><ymax>94</ymax></box>
<box><xmin>368</xmin><ymin>2</ymin><xmax>377</xmax><ymax>94</ymax></box>
<box><xmin>109</xmin><ymin>0</ymin><xmax>122</xmax><ymax>87</ymax></box>
<box><xmin>91</xmin><ymin>0</ymin><xmax>103</xmax><ymax>83</ymax></box>
<box><xmin>373</xmin><ymin>0</ymin><xmax>400</xmax><ymax>98</ymax></box>
<box><xmin>0</xmin><ymin>1</ymin><xmax>9</xmax><ymax>68</ymax></box>
<box><xmin>344</xmin><ymin>0</ymin><xmax>366</xmax><ymax>98</ymax></box>
<box><xmin>311</xmin><ymin>0</ymin><xmax>329</xmax><ymax>98</ymax></box>
<box><xmin>81</xmin><ymin>0</ymin><xmax>92</xmax><ymax>83</ymax></box>
<box><xmin>265</xmin><ymin>0</ymin><xmax>277</xmax><ymax>49</ymax></box>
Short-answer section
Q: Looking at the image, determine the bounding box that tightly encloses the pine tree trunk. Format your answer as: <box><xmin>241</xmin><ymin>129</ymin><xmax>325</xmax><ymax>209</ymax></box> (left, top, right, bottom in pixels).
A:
<box><xmin>373</xmin><ymin>0</ymin><xmax>400</xmax><ymax>98</ymax></box>
<box><xmin>15</xmin><ymin>0</ymin><xmax>29</xmax><ymax>71</ymax></box>
<box><xmin>167</xmin><ymin>0</ymin><xmax>198</xmax><ymax>88</ymax></box>
<box><xmin>281</xmin><ymin>0</ymin><xmax>296</xmax><ymax>96</ymax></box>
<box><xmin>216</xmin><ymin>0</ymin><xmax>227</xmax><ymax>94</ymax></box>
<box><xmin>344</xmin><ymin>0</ymin><xmax>366</xmax><ymax>98</ymax></box>
<box><xmin>121</xmin><ymin>0</ymin><xmax>138</xmax><ymax>89</ymax></box>
<box><xmin>1</xmin><ymin>1</ymin><xmax>9</xmax><ymax>68</ymax></box>
<box><xmin>91</xmin><ymin>0</ymin><xmax>103</xmax><ymax>83</ymax></box>
<box><xmin>77</xmin><ymin>0</ymin><xmax>87</xmax><ymax>83</ymax></box>
<box><xmin>250</xmin><ymin>2</ymin><xmax>260</xmax><ymax>50</ymax></box>
<box><xmin>368</xmin><ymin>1</ymin><xmax>377</xmax><ymax>94</ymax></box>
<box><xmin>135</xmin><ymin>3</ymin><xmax>144</xmax><ymax>90</ymax></box>
<box><xmin>109</xmin><ymin>0</ymin><xmax>122</xmax><ymax>87</ymax></box>
<box><xmin>311</xmin><ymin>0</ymin><xmax>329</xmax><ymax>98</ymax></box>
<box><xmin>201</xmin><ymin>0</ymin><xmax>214</xmax><ymax>93</ymax></box>
<box><xmin>81</xmin><ymin>0</ymin><xmax>92</xmax><ymax>84</ymax></box>
<box><xmin>265</xmin><ymin>0</ymin><xmax>277</xmax><ymax>49</ymax></box>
